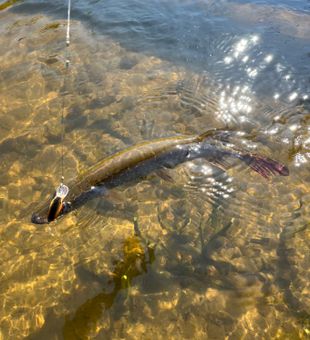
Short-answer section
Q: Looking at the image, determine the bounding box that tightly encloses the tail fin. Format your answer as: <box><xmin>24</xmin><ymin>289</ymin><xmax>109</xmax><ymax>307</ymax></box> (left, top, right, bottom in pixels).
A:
<box><xmin>194</xmin><ymin>129</ymin><xmax>289</xmax><ymax>179</ymax></box>
<box><xmin>241</xmin><ymin>154</ymin><xmax>289</xmax><ymax>179</ymax></box>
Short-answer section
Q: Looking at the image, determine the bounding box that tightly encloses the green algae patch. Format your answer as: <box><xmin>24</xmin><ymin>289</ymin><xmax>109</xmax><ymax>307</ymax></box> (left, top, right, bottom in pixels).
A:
<box><xmin>0</xmin><ymin>0</ymin><xmax>22</xmax><ymax>11</ymax></box>
<box><xmin>41</xmin><ymin>22</ymin><xmax>61</xmax><ymax>32</ymax></box>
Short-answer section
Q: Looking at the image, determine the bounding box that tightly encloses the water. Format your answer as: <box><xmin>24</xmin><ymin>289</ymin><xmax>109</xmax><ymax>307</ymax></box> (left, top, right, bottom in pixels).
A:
<box><xmin>0</xmin><ymin>0</ymin><xmax>309</xmax><ymax>338</ymax></box>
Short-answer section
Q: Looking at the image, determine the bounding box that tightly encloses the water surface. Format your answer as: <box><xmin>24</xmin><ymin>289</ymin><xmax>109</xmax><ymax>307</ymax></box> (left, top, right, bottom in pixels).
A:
<box><xmin>0</xmin><ymin>0</ymin><xmax>309</xmax><ymax>338</ymax></box>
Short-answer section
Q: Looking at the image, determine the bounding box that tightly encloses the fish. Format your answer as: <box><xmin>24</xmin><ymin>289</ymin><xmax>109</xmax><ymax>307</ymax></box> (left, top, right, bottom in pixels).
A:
<box><xmin>31</xmin><ymin>129</ymin><xmax>289</xmax><ymax>224</ymax></box>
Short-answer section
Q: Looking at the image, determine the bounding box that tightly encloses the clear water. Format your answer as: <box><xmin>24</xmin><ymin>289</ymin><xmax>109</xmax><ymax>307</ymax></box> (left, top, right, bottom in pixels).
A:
<box><xmin>0</xmin><ymin>0</ymin><xmax>309</xmax><ymax>338</ymax></box>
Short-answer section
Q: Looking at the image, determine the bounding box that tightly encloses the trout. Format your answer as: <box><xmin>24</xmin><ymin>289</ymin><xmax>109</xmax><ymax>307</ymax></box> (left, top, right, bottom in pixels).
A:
<box><xmin>31</xmin><ymin>130</ymin><xmax>288</xmax><ymax>224</ymax></box>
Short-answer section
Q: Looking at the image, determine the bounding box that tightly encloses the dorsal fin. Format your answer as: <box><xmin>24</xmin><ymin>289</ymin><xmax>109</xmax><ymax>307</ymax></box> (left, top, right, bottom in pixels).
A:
<box><xmin>194</xmin><ymin>128</ymin><xmax>230</xmax><ymax>143</ymax></box>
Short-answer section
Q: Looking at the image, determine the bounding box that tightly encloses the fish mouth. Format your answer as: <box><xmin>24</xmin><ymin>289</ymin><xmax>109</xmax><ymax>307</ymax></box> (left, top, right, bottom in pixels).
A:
<box><xmin>31</xmin><ymin>213</ymin><xmax>49</xmax><ymax>224</ymax></box>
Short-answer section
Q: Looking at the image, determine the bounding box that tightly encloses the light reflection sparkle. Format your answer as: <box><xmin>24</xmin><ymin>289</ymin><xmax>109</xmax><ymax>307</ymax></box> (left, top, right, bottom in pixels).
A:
<box><xmin>264</xmin><ymin>54</ymin><xmax>273</xmax><ymax>63</ymax></box>
<box><xmin>288</xmin><ymin>92</ymin><xmax>298</xmax><ymax>102</ymax></box>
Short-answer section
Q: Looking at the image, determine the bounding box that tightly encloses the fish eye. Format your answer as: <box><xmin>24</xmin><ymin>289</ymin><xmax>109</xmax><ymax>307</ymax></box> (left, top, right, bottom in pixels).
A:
<box><xmin>31</xmin><ymin>214</ymin><xmax>47</xmax><ymax>225</ymax></box>
<box><xmin>31</xmin><ymin>214</ymin><xmax>40</xmax><ymax>223</ymax></box>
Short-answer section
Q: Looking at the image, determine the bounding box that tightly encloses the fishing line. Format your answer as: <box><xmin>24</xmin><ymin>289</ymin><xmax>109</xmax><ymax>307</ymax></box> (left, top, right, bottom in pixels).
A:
<box><xmin>61</xmin><ymin>0</ymin><xmax>72</xmax><ymax>181</ymax></box>
<box><xmin>57</xmin><ymin>0</ymin><xmax>72</xmax><ymax>198</ymax></box>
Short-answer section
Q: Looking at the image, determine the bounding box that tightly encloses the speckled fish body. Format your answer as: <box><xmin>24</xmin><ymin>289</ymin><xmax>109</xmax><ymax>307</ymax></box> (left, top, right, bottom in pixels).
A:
<box><xmin>31</xmin><ymin>131</ymin><xmax>288</xmax><ymax>224</ymax></box>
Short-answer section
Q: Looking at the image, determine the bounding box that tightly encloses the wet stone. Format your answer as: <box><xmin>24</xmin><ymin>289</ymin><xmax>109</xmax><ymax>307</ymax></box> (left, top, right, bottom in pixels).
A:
<box><xmin>8</xmin><ymin>161</ymin><xmax>23</xmax><ymax>178</ymax></box>
<box><xmin>119</xmin><ymin>56</ymin><xmax>138</xmax><ymax>70</ymax></box>
<box><xmin>231</xmin><ymin>256</ymin><xmax>259</xmax><ymax>272</ymax></box>
<box><xmin>0</xmin><ymin>114</ymin><xmax>17</xmax><ymax>130</ymax></box>
<box><xmin>120</xmin><ymin>96</ymin><xmax>136</xmax><ymax>112</ymax></box>
<box><xmin>207</xmin><ymin>321</ymin><xmax>226</xmax><ymax>339</ymax></box>
<box><xmin>7</xmin><ymin>183</ymin><xmax>22</xmax><ymax>201</ymax></box>
<box><xmin>7</xmin><ymin>106</ymin><xmax>31</xmax><ymax>121</ymax></box>
<box><xmin>44</xmin><ymin>122</ymin><xmax>62</xmax><ymax>144</ymax></box>
<box><xmin>65</xmin><ymin>114</ymin><xmax>88</xmax><ymax>133</ymax></box>
<box><xmin>127</xmin><ymin>74</ymin><xmax>145</xmax><ymax>87</ymax></box>
<box><xmin>88</xmin><ymin>96</ymin><xmax>116</xmax><ymax>110</ymax></box>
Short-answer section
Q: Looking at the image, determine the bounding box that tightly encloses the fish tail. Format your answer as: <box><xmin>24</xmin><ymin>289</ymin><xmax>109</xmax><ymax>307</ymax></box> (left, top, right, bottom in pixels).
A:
<box><xmin>194</xmin><ymin>129</ymin><xmax>289</xmax><ymax>179</ymax></box>
<box><xmin>240</xmin><ymin>153</ymin><xmax>289</xmax><ymax>179</ymax></box>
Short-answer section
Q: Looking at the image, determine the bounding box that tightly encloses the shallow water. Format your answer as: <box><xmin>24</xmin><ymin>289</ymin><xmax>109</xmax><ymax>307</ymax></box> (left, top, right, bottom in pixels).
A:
<box><xmin>0</xmin><ymin>0</ymin><xmax>309</xmax><ymax>339</ymax></box>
